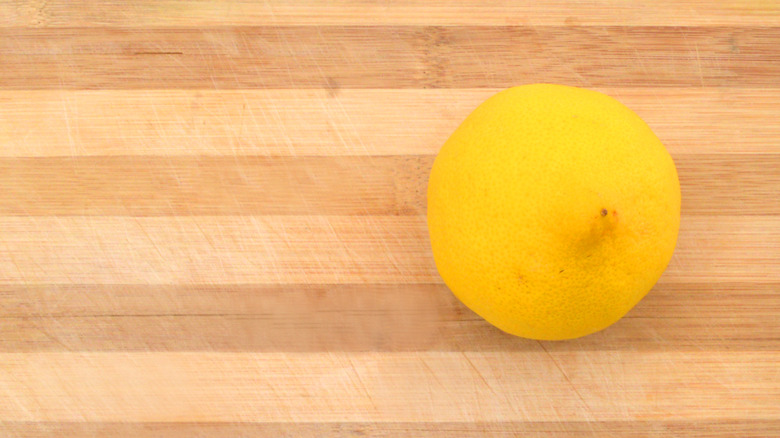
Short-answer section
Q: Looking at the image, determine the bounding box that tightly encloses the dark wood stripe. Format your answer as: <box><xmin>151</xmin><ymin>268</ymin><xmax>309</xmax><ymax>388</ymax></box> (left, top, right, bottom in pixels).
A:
<box><xmin>3</xmin><ymin>283</ymin><xmax>777</xmax><ymax>318</ymax></box>
<box><xmin>1</xmin><ymin>283</ymin><xmax>777</xmax><ymax>351</ymax></box>
<box><xmin>4</xmin><ymin>421</ymin><xmax>779</xmax><ymax>437</ymax></box>
<box><xmin>0</xmin><ymin>216</ymin><xmax>775</xmax><ymax>284</ymax></box>
<box><xmin>0</xmin><ymin>156</ymin><xmax>424</xmax><ymax>216</ymax></box>
<box><xmin>0</xmin><ymin>154</ymin><xmax>777</xmax><ymax>216</ymax></box>
<box><xmin>678</xmin><ymin>155</ymin><xmax>780</xmax><ymax>216</ymax></box>
<box><xmin>1</xmin><ymin>26</ymin><xmax>778</xmax><ymax>89</ymax></box>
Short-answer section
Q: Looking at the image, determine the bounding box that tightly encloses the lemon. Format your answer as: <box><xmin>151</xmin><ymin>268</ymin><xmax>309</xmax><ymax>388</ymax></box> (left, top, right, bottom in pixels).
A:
<box><xmin>427</xmin><ymin>84</ymin><xmax>680</xmax><ymax>340</ymax></box>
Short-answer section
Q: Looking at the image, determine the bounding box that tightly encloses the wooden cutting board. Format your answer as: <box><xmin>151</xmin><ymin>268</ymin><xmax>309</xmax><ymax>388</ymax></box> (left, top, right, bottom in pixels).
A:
<box><xmin>1</xmin><ymin>1</ymin><xmax>779</xmax><ymax>436</ymax></box>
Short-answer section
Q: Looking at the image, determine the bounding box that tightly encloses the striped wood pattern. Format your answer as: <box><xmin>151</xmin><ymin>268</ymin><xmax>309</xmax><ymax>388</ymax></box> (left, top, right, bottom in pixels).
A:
<box><xmin>1</xmin><ymin>1</ymin><xmax>779</xmax><ymax>436</ymax></box>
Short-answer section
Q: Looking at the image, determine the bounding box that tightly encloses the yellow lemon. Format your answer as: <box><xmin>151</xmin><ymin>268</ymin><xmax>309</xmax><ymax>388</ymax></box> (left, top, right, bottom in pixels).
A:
<box><xmin>427</xmin><ymin>84</ymin><xmax>680</xmax><ymax>340</ymax></box>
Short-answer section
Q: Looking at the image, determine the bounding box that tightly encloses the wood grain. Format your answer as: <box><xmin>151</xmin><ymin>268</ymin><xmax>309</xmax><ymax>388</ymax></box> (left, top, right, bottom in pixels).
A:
<box><xmin>5</xmin><ymin>282</ymin><xmax>778</xmax><ymax>320</ymax></box>
<box><xmin>3</xmin><ymin>0</ymin><xmax>779</xmax><ymax>27</ymax></box>
<box><xmin>2</xmin><ymin>26</ymin><xmax>779</xmax><ymax>89</ymax></box>
<box><xmin>0</xmin><ymin>154</ymin><xmax>778</xmax><ymax>216</ymax></box>
<box><xmin>2</xmin><ymin>89</ymin><xmax>778</xmax><ymax>157</ymax></box>
<box><xmin>5</xmin><ymin>421</ymin><xmax>780</xmax><ymax>438</ymax></box>
<box><xmin>2</xmin><ymin>352</ymin><xmax>778</xmax><ymax>422</ymax></box>
<box><xmin>1</xmin><ymin>283</ymin><xmax>778</xmax><ymax>352</ymax></box>
<box><xmin>1</xmin><ymin>216</ymin><xmax>778</xmax><ymax>284</ymax></box>
<box><xmin>2</xmin><ymin>1</ymin><xmax>779</xmax><ymax>436</ymax></box>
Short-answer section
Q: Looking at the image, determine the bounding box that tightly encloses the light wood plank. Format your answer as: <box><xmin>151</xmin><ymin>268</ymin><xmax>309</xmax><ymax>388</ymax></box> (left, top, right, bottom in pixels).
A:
<box><xmin>0</xmin><ymin>216</ymin><xmax>778</xmax><ymax>285</ymax></box>
<box><xmin>1</xmin><ymin>89</ymin><xmax>778</xmax><ymax>157</ymax></box>
<box><xmin>0</xmin><ymin>215</ymin><xmax>437</xmax><ymax>284</ymax></box>
<box><xmin>1</xmin><ymin>27</ymin><xmax>778</xmax><ymax>89</ymax></box>
<box><xmin>0</xmin><ymin>351</ymin><xmax>777</xmax><ymax>421</ymax></box>
<box><xmin>3</xmin><ymin>420</ymin><xmax>780</xmax><ymax>437</ymax></box>
<box><xmin>2</xmin><ymin>0</ymin><xmax>779</xmax><ymax>27</ymax></box>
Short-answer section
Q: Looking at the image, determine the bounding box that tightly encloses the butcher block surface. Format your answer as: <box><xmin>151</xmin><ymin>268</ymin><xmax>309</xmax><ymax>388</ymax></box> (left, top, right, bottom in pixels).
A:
<box><xmin>1</xmin><ymin>1</ymin><xmax>779</xmax><ymax>436</ymax></box>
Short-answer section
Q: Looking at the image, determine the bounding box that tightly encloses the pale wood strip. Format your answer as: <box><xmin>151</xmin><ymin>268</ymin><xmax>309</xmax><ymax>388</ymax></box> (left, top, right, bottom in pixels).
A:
<box><xmin>0</xmin><ymin>351</ymin><xmax>777</xmax><ymax>421</ymax></box>
<box><xmin>0</xmin><ymin>216</ymin><xmax>777</xmax><ymax>284</ymax></box>
<box><xmin>0</xmin><ymin>215</ymin><xmax>437</xmax><ymax>284</ymax></box>
<box><xmin>1</xmin><ymin>89</ymin><xmax>778</xmax><ymax>157</ymax></box>
<box><xmin>0</xmin><ymin>154</ymin><xmax>776</xmax><ymax>216</ymax></box>
<box><xmin>3</xmin><ymin>421</ymin><xmax>780</xmax><ymax>437</ymax></box>
<box><xmin>2</xmin><ymin>0</ymin><xmax>779</xmax><ymax>27</ymax></box>
<box><xmin>1</xmin><ymin>27</ymin><xmax>778</xmax><ymax>89</ymax></box>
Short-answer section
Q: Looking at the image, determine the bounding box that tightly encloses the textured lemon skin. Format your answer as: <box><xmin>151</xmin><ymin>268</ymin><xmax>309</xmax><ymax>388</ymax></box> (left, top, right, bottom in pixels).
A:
<box><xmin>427</xmin><ymin>84</ymin><xmax>680</xmax><ymax>340</ymax></box>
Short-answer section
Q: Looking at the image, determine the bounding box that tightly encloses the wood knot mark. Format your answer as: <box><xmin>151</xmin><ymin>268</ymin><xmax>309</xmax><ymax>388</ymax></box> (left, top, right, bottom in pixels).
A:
<box><xmin>20</xmin><ymin>0</ymin><xmax>51</xmax><ymax>27</ymax></box>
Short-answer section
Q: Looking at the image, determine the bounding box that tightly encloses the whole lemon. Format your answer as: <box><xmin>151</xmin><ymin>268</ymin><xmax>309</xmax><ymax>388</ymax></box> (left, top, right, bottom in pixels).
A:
<box><xmin>427</xmin><ymin>84</ymin><xmax>680</xmax><ymax>340</ymax></box>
